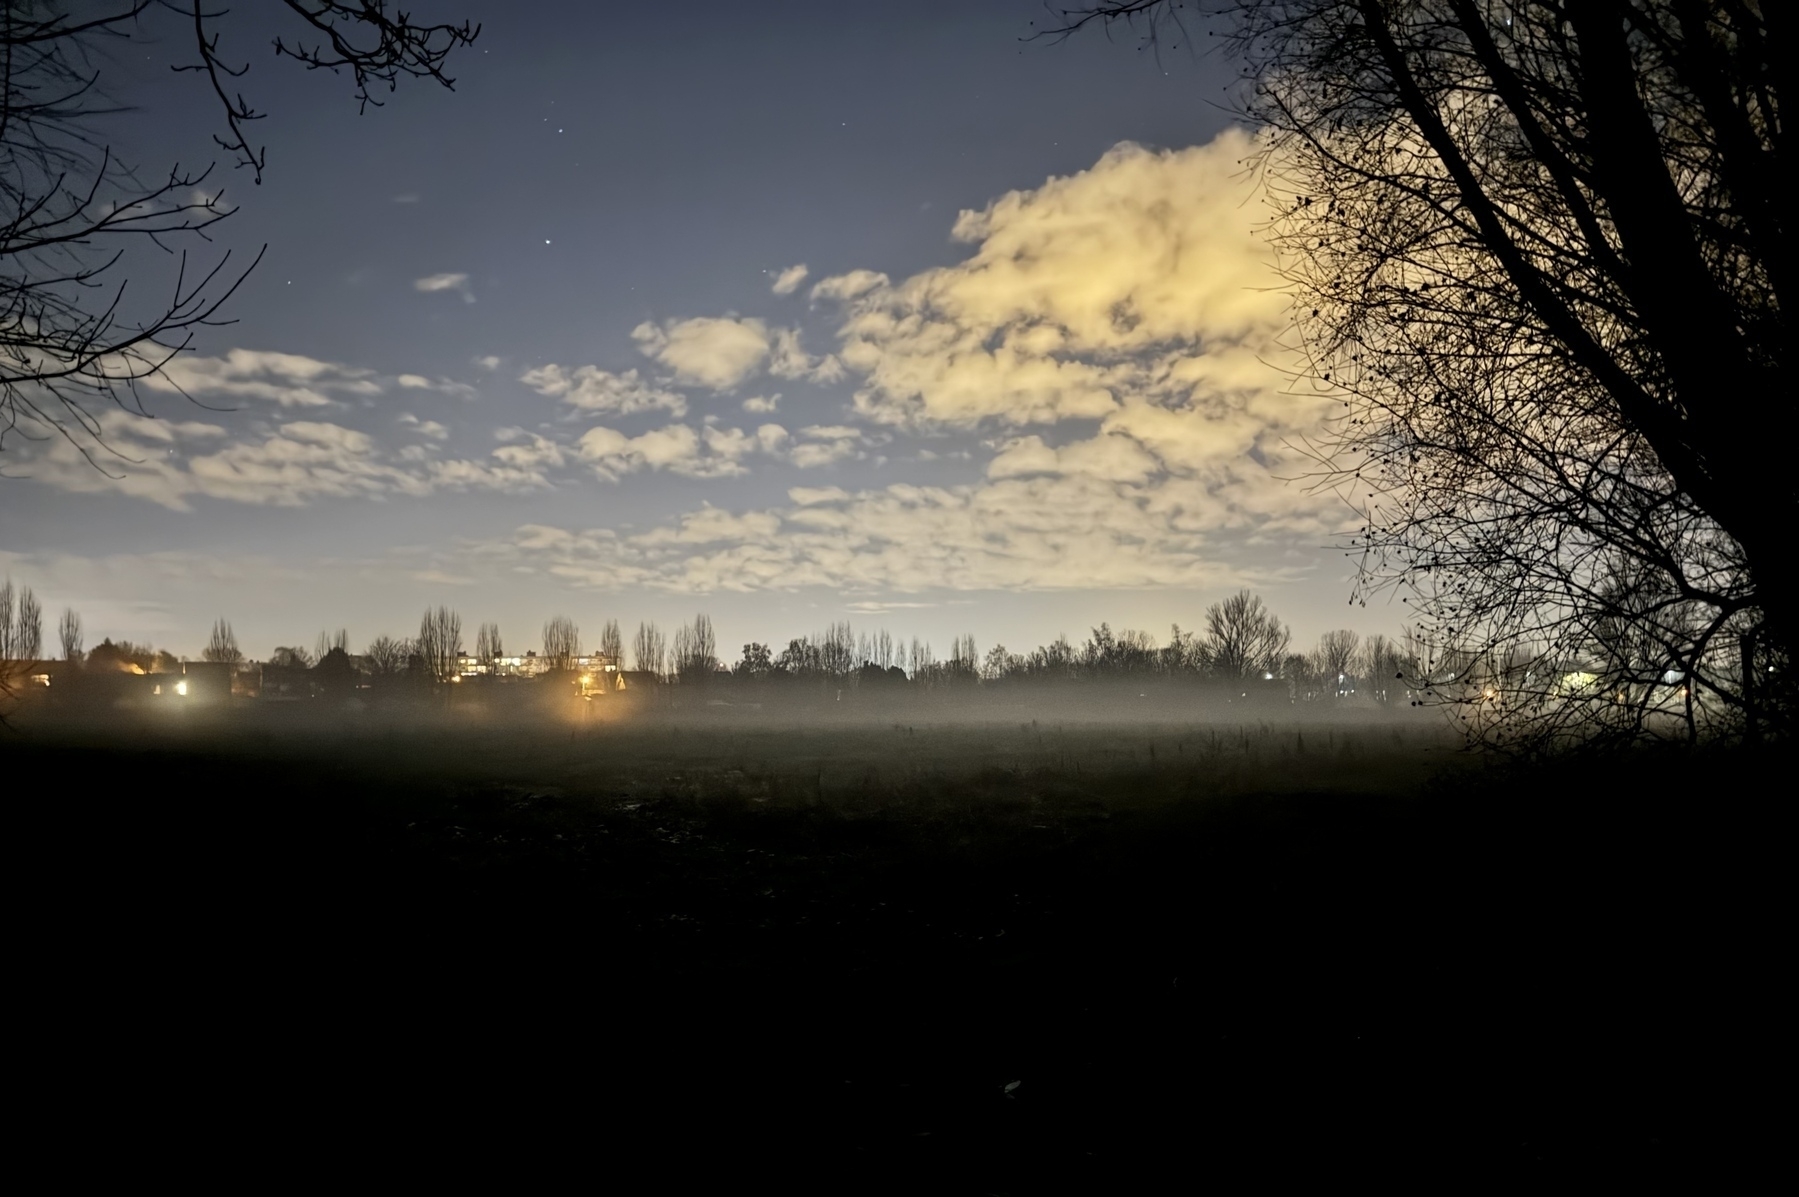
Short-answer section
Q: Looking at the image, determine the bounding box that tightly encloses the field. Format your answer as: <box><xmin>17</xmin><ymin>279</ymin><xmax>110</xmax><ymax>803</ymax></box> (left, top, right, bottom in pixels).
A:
<box><xmin>9</xmin><ymin>710</ymin><xmax>1772</xmax><ymax>1187</ymax></box>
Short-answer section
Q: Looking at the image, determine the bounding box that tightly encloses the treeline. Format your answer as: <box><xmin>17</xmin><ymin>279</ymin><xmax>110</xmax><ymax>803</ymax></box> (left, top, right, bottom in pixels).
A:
<box><xmin>6</xmin><ymin>580</ymin><xmax>1421</xmax><ymax>706</ymax></box>
<box><xmin>728</xmin><ymin>593</ymin><xmax>1414</xmax><ymax>706</ymax></box>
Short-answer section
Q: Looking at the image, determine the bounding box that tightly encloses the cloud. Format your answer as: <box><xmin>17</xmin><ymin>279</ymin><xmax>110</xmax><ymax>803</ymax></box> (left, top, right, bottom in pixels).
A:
<box><xmin>426</xmin><ymin>135</ymin><xmax>1346</xmax><ymax>596</ymax></box>
<box><xmin>414</xmin><ymin>272</ymin><xmax>475</xmax><ymax>302</ymax></box>
<box><xmin>768</xmin><ymin>328</ymin><xmax>845</xmax><ymax>385</ymax></box>
<box><xmin>627</xmin><ymin>316</ymin><xmax>844</xmax><ymax>391</ymax></box>
<box><xmin>829</xmin><ymin>129</ymin><xmax>1307</xmax><ymax>434</ymax></box>
<box><xmin>789</xmin><ymin>425</ymin><xmax>864</xmax><ymax>469</ymax></box>
<box><xmin>576</xmin><ymin>424</ymin><xmax>731</xmax><ymax>481</ymax></box>
<box><xmin>742</xmin><ymin>394</ymin><xmax>780</xmax><ymax>414</ymax></box>
<box><xmin>811</xmin><ymin>270</ymin><xmax>890</xmax><ymax>304</ymax></box>
<box><xmin>16</xmin><ymin>411</ymin><xmax>553</xmax><ymax>509</ymax></box>
<box><xmin>573</xmin><ymin>421</ymin><xmax>788</xmax><ymax>481</ymax></box>
<box><xmin>474</xmin><ymin>355</ymin><xmax>503</xmax><ymax>371</ymax></box>
<box><xmin>520</xmin><ymin>364</ymin><xmax>687</xmax><ymax>417</ymax></box>
<box><xmin>456</xmin><ymin>464</ymin><xmax>1328</xmax><ymax>595</ymax></box>
<box><xmin>142</xmin><ymin>348</ymin><xmax>381</xmax><ymax>409</ymax></box>
<box><xmin>770</xmin><ymin>264</ymin><xmax>809</xmax><ymax>295</ymax></box>
<box><xmin>395</xmin><ymin>373</ymin><xmax>479</xmax><ymax>400</ymax></box>
<box><xmin>398</xmin><ymin>414</ymin><xmax>449</xmax><ymax>440</ymax></box>
<box><xmin>986</xmin><ymin>431</ymin><xmax>1161</xmax><ymax>485</ymax></box>
<box><xmin>631</xmin><ymin>316</ymin><xmax>770</xmax><ymax>390</ymax></box>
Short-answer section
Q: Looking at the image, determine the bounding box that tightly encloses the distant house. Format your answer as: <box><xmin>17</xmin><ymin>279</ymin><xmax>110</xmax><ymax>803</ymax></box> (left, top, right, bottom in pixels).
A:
<box><xmin>178</xmin><ymin>660</ymin><xmax>233</xmax><ymax>704</ymax></box>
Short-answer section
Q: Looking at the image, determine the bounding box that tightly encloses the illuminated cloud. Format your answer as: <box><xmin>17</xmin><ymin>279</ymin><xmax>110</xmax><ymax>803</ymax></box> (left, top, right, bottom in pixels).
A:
<box><xmin>19</xmin><ymin>412</ymin><xmax>553</xmax><ymax>510</ymax></box>
<box><xmin>575</xmin><ymin>422</ymin><xmax>787</xmax><ymax>481</ymax></box>
<box><xmin>141</xmin><ymin>348</ymin><xmax>382</xmax><ymax>409</ymax></box>
<box><xmin>810</xmin><ymin>270</ymin><xmax>889</xmax><ymax>304</ymax></box>
<box><xmin>770</xmin><ymin>264</ymin><xmax>809</xmax><ymax>295</ymax></box>
<box><xmin>460</xmin><ymin>465</ymin><xmax>1324</xmax><ymax>595</ymax></box>
<box><xmin>830</xmin><ymin>130</ymin><xmax>1303</xmax><ymax>435</ymax></box>
<box><xmin>520</xmin><ymin>363</ymin><xmax>688</xmax><ymax>417</ymax></box>
<box><xmin>625</xmin><ymin>318</ymin><xmax>839</xmax><ymax>391</ymax></box>
<box><xmin>440</xmin><ymin>131</ymin><xmax>1340</xmax><ymax>595</ymax></box>
<box><xmin>631</xmin><ymin>316</ymin><xmax>771</xmax><ymax>390</ymax></box>
<box><xmin>789</xmin><ymin>425</ymin><xmax>864</xmax><ymax>468</ymax></box>
<box><xmin>768</xmin><ymin>327</ymin><xmax>845</xmax><ymax>385</ymax></box>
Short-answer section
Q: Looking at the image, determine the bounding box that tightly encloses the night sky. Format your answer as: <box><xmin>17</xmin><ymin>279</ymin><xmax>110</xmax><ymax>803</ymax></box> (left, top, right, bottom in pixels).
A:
<box><xmin>4</xmin><ymin>1</ymin><xmax>1373</xmax><ymax>660</ymax></box>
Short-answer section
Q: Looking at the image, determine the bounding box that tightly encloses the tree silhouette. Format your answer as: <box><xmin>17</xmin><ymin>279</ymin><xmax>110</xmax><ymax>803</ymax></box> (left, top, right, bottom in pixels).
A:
<box><xmin>417</xmin><ymin>606</ymin><xmax>462</xmax><ymax>684</ymax></box>
<box><xmin>474</xmin><ymin>622</ymin><xmax>502</xmax><ymax>670</ymax></box>
<box><xmin>58</xmin><ymin>607</ymin><xmax>82</xmax><ymax>663</ymax></box>
<box><xmin>1</xmin><ymin>3</ymin><xmax>479</xmax><ymax>466</ymax></box>
<box><xmin>1050</xmin><ymin>1</ymin><xmax>1790</xmax><ymax>742</ymax></box>
<box><xmin>542</xmin><ymin>616</ymin><xmax>579</xmax><ymax>673</ymax></box>
<box><xmin>0</xmin><ymin>579</ymin><xmax>41</xmax><ymax>661</ymax></box>
<box><xmin>735</xmin><ymin>642</ymin><xmax>773</xmax><ymax>679</ymax></box>
<box><xmin>364</xmin><ymin>634</ymin><xmax>408</xmax><ymax>679</ymax></box>
<box><xmin>1315</xmin><ymin>629</ymin><xmax>1361</xmax><ymax>697</ymax></box>
<box><xmin>672</xmin><ymin>614</ymin><xmax>717</xmax><ymax>683</ymax></box>
<box><xmin>312</xmin><ymin>628</ymin><xmax>349</xmax><ymax>661</ymax></box>
<box><xmin>203</xmin><ymin>618</ymin><xmax>242</xmax><ymax>665</ymax></box>
<box><xmin>1203</xmin><ymin>591</ymin><xmax>1291</xmax><ymax>681</ymax></box>
<box><xmin>632</xmin><ymin>621</ymin><xmax>665</xmax><ymax>678</ymax></box>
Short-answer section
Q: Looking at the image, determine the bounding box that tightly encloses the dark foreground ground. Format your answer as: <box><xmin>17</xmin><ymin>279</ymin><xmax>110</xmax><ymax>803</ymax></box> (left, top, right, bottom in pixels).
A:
<box><xmin>9</xmin><ymin>716</ymin><xmax>1779</xmax><ymax>1187</ymax></box>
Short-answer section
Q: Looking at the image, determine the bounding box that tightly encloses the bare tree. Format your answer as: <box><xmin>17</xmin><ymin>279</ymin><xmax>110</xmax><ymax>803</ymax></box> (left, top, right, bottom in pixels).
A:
<box><xmin>58</xmin><ymin>606</ymin><xmax>81</xmax><ymax>662</ymax></box>
<box><xmin>474</xmin><ymin>621</ymin><xmax>502</xmax><ymax>669</ymax></box>
<box><xmin>1</xmin><ymin>3</ymin><xmax>478</xmax><ymax>467</ymax></box>
<box><xmin>599</xmin><ymin>618</ymin><xmax>623</xmax><ymax>667</ymax></box>
<box><xmin>905</xmin><ymin>637</ymin><xmax>934</xmax><ymax>680</ymax></box>
<box><xmin>1203</xmin><ymin>591</ymin><xmax>1291</xmax><ymax>681</ymax></box>
<box><xmin>416</xmin><ymin>606</ymin><xmax>462</xmax><ymax>684</ymax></box>
<box><xmin>312</xmin><ymin>628</ymin><xmax>349</xmax><ymax>661</ymax></box>
<box><xmin>1358</xmin><ymin>633</ymin><xmax>1406</xmax><ymax>707</ymax></box>
<box><xmin>0</xmin><ymin>579</ymin><xmax>12</xmax><ymax>661</ymax></box>
<box><xmin>542</xmin><ymin>615</ymin><xmax>579</xmax><ymax>672</ymax></box>
<box><xmin>1315</xmin><ymin>629</ymin><xmax>1360</xmax><ymax>696</ymax></box>
<box><xmin>364</xmin><ymin>634</ymin><xmax>409</xmax><ymax>678</ymax></box>
<box><xmin>203</xmin><ymin>618</ymin><xmax>241</xmax><ymax>665</ymax></box>
<box><xmin>671</xmin><ymin>614</ymin><xmax>718</xmax><ymax>683</ymax></box>
<box><xmin>0</xmin><ymin>576</ymin><xmax>14</xmax><ymax>658</ymax></box>
<box><xmin>14</xmin><ymin>587</ymin><xmax>40</xmax><ymax>659</ymax></box>
<box><xmin>0</xmin><ymin>580</ymin><xmax>41</xmax><ymax>709</ymax></box>
<box><xmin>1048</xmin><ymin>2</ymin><xmax>1790</xmax><ymax>745</ymax></box>
<box><xmin>632</xmin><ymin>621</ymin><xmax>665</xmax><ymax>678</ymax></box>
<box><xmin>819</xmin><ymin>621</ymin><xmax>856</xmax><ymax>679</ymax></box>
<box><xmin>980</xmin><ymin>643</ymin><xmax>1018</xmax><ymax>682</ymax></box>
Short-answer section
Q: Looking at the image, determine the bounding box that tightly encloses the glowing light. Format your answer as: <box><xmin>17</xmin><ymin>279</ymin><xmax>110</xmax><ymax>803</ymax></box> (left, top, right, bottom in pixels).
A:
<box><xmin>175</xmin><ymin>680</ymin><xmax>188</xmax><ymax>696</ymax></box>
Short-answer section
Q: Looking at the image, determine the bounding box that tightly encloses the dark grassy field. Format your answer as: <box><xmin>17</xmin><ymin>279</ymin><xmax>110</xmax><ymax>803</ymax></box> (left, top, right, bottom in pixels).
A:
<box><xmin>9</xmin><ymin>715</ymin><xmax>1775</xmax><ymax>1187</ymax></box>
